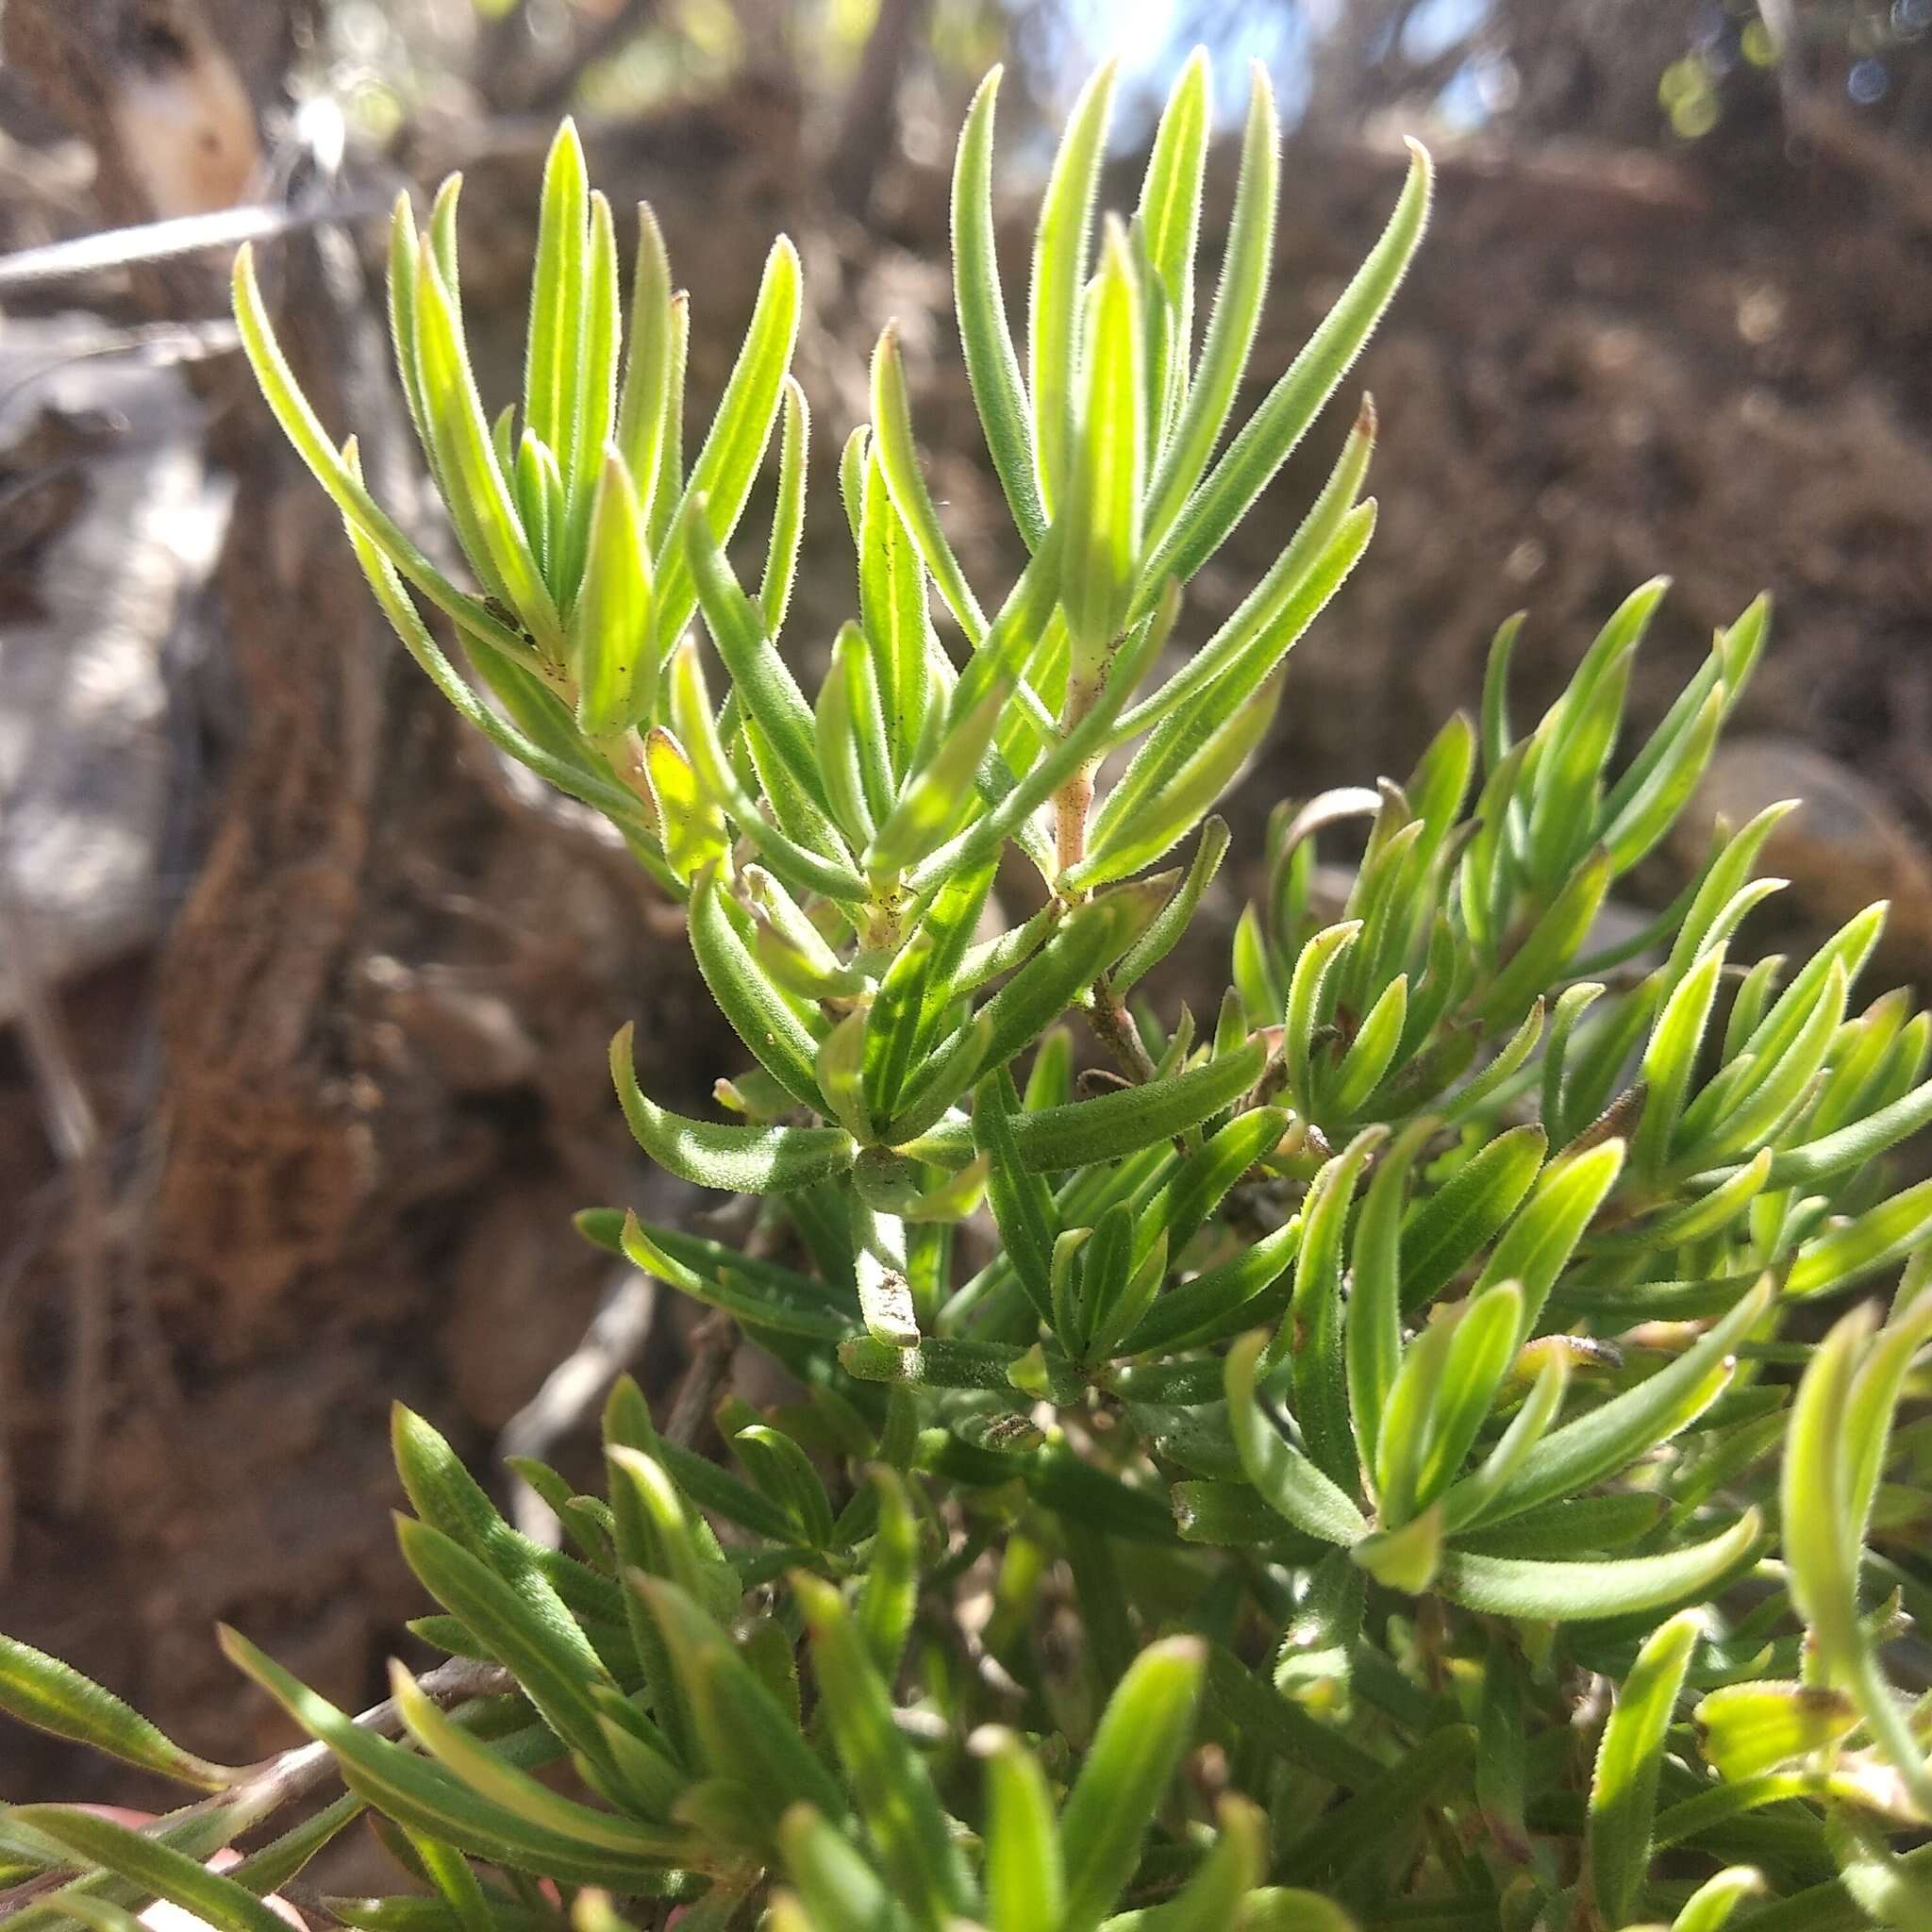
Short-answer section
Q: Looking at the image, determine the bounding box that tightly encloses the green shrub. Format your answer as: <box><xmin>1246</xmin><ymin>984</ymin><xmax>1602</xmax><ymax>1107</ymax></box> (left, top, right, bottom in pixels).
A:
<box><xmin>7</xmin><ymin>48</ymin><xmax>1932</xmax><ymax>1932</ymax></box>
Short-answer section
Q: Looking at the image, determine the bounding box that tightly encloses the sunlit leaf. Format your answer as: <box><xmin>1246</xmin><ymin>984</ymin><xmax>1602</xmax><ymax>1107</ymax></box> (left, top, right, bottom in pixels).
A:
<box><xmin>1588</xmin><ymin>1610</ymin><xmax>1702</xmax><ymax>1926</ymax></box>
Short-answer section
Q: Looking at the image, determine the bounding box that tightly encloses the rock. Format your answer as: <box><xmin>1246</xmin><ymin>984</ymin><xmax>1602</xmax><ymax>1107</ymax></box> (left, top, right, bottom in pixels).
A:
<box><xmin>0</xmin><ymin>316</ymin><xmax>231</xmax><ymax>1023</ymax></box>
<box><xmin>1676</xmin><ymin>736</ymin><xmax>1932</xmax><ymax>971</ymax></box>
<box><xmin>441</xmin><ymin>1186</ymin><xmax>606</xmax><ymax>1432</ymax></box>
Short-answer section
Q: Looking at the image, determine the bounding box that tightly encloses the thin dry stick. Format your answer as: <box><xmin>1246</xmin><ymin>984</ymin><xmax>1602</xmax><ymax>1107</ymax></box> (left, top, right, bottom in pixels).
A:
<box><xmin>476</xmin><ymin>0</ymin><xmax>662</xmax><ymax>116</ymax></box>
<box><xmin>0</xmin><ymin>1656</ymin><xmax>513</xmax><ymax>1922</ymax></box>
<box><xmin>499</xmin><ymin>1265</ymin><xmax>658</xmax><ymax>1542</ymax></box>
<box><xmin>1087</xmin><ymin>972</ymin><xmax>1160</xmax><ymax>1087</ymax></box>
<box><xmin>664</xmin><ymin>1310</ymin><xmax>739</xmax><ymax>1450</ymax></box>
<box><xmin>222</xmin><ymin>1655</ymin><xmax>514</xmax><ymax>1812</ymax></box>
<box><xmin>0</xmin><ymin>195</ymin><xmax>386</xmax><ymax>291</ymax></box>
<box><xmin>0</xmin><ymin>1179</ymin><xmax>62</xmax><ymax>1581</ymax></box>
<box><xmin>658</xmin><ymin>1200</ymin><xmax>797</xmax><ymax>1449</ymax></box>
<box><xmin>0</xmin><ymin>873</ymin><xmax>109</xmax><ymax>1514</ymax></box>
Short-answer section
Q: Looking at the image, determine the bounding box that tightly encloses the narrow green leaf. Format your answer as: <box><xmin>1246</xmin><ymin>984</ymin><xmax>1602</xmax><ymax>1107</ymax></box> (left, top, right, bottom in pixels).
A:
<box><xmin>1144</xmin><ymin>1105</ymin><xmax>1288</xmax><ymax>1266</ymax></box>
<box><xmin>1439</xmin><ymin>1351</ymin><xmax>1567</xmax><ymax>1535</ymax></box>
<box><xmin>653</xmin><ymin>236</ymin><xmax>802</xmax><ymax>658</ymax></box>
<box><xmin>511</xmin><ymin>429</ymin><xmax>559</xmax><ymax>584</ymax></box>
<box><xmin>977</xmin><ymin>1729</ymin><xmax>1065</xmax><ymax>1932</ymax></box>
<box><xmin>1737</xmin><ymin>904</ymin><xmax>1886</xmax><ymax>1074</ymax></box>
<box><xmin>1120</xmin><ymin>1214</ymin><xmax>1301</xmax><ymax>1357</ymax></box>
<box><xmin>687</xmin><ymin>866</ymin><xmax>825</xmax><ymax>1108</ymax></box>
<box><xmin>684</xmin><ymin>501</ymin><xmax>839</xmax><ymax>835</ymax></box>
<box><xmin>1324</xmin><ymin>973</ymin><xmax>1407</xmax><ymax>1121</ymax></box>
<box><xmin>1479</xmin><ymin>847</ymin><xmax>1613</xmax><ymax>1034</ymax></box>
<box><xmin>387</xmin><ymin>192</ymin><xmax>434</xmax><ymax>465</ymax></box>
<box><xmin>221</xmin><ymin>1628</ymin><xmax>683</xmax><ymax>1888</ymax></box>
<box><xmin>1058</xmin><ymin>1636</ymin><xmax>1206</xmax><ymax>1932</ymax></box>
<box><xmin>395</xmin><ymin>1517</ymin><xmax>617</xmax><ymax>1780</ymax></box>
<box><xmin>1597</xmin><ymin>1147</ymin><xmax>1773</xmax><ymax>1255</ymax></box>
<box><xmin>813</xmin><ymin>625</ymin><xmax>881</xmax><ymax>845</ymax></box>
<box><xmin>1142</xmin><ymin>64</ymin><xmax>1278</xmax><ymax>549</ymax></box>
<box><xmin>622</xmin><ymin>1213</ymin><xmax>853</xmax><ymax>1341</ymax></box>
<box><xmin>858</xmin><ymin>443</ymin><xmax>937</xmax><ymax>775</ymax></box>
<box><xmin>1225</xmin><ymin>1331</ymin><xmax>1369</xmax><ymax>1547</ymax></box>
<box><xmin>1029</xmin><ymin>60</ymin><xmax>1118</xmax><ymax>516</ymax></box>
<box><xmin>1062</xmin><ymin>215</ymin><xmax>1144</xmax><ymax>662</ymax></box>
<box><xmin>1634</xmin><ymin>945</ymin><xmax>1725</xmax><ymax>1174</ymax></box>
<box><xmin>558</xmin><ymin>190</ymin><xmax>622</xmax><ymax>600</ymax></box>
<box><xmin>1286</xmin><ymin>1125</ymin><xmax>1386</xmax><ymax>1478</ymax></box>
<box><xmin>870</xmin><ymin>326</ymin><xmax>984</xmax><ymax>641</ymax></box>
<box><xmin>1730</xmin><ymin>1069</ymin><xmax>1932</xmax><ymax>1194</ymax></box>
<box><xmin>1106</xmin><ymin>480</ymin><xmax>1376</xmax><ymax>758</ymax></box>
<box><xmin>233</xmin><ymin>247</ymin><xmax>527</xmax><ymax>661</ymax></box>
<box><xmin>402</xmin><ymin>1831</ymin><xmax>492</xmax><ymax>1932</ymax></box>
<box><xmin>0</xmin><ymin>1636</ymin><xmax>233</xmax><ymax>1790</ymax></box>
<box><xmin>1671</xmin><ymin>1868</ymin><xmax>1766</xmax><ymax>1932</ymax></box>
<box><xmin>1523</xmin><ymin>581</ymin><xmax>1660</xmax><ymax>890</ymax></box>
<box><xmin>1694</xmin><ymin>1680</ymin><xmax>1858</xmax><ymax>1783</ymax></box>
<box><xmin>905</xmin><ymin>571</ymin><xmax>1174</xmax><ymax>894</ymax></box>
<box><xmin>1681</xmin><ymin>959</ymin><xmax>1848</xmax><ymax>1170</ymax></box>
<box><xmin>1437</xmin><ymin>1510</ymin><xmax>1759</xmax><ymax>1621</ymax></box>
<box><xmin>1371</xmin><ymin>1306</ymin><xmax>1457</xmax><ymax>1532</ymax></box>
<box><xmin>776</xmin><ymin>1807</ymin><xmax>907</xmax><ymax>1932</ymax></box>
<box><xmin>1078</xmin><ymin>666</ymin><xmax>1291</xmax><ymax>891</ymax></box>
<box><xmin>856</xmin><ymin>1466</ymin><xmax>920</xmax><ymax>1679</ymax></box>
<box><xmin>1604</xmin><ymin>597</ymin><xmax>1770</xmax><ymax>836</ymax></box>
<box><xmin>339</xmin><ymin>472</ymin><xmax>646</xmax><ymax>838</ymax></box>
<box><xmin>890</xmin><ymin>883</ymin><xmax>1157</xmax><ymax>1141</ymax></box>
<box><xmin>388</xmin><ymin>1663</ymin><xmax>673</xmax><ymax>1857</ymax></box>
<box><xmin>1454</xmin><ymin>1277</ymin><xmax>1772</xmax><ymax>1527</ymax></box>
<box><xmin>1413</xmin><ymin>1284</ymin><xmax>1526</xmax><ymax>1510</ymax></box>
<box><xmin>642</xmin><ymin>727</ymin><xmax>727</xmax><ymax>884</ymax></box>
<box><xmin>6</xmin><ymin>1809</ymin><xmax>291</xmax><ymax>1932</ymax></box>
<box><xmin>1779</xmin><ymin>1302</ymin><xmax>1932</xmax><ymax>1823</ymax></box>
<box><xmin>1140</xmin><ymin>142</ymin><xmax>1430</xmax><ymax>595</ymax></box>
<box><xmin>974</xmin><ymin>1067</ymin><xmax>1058</xmax><ymax>1324</ymax></box>
<box><xmin>615</xmin><ymin>201</ymin><xmax>675</xmax><ymax>508</ymax></box>
<box><xmin>1350</xmin><ymin>1501</ymin><xmax>1443</xmax><ymax>1595</ymax></box>
<box><xmin>1588</xmin><ymin>1610</ymin><xmax>1703</xmax><ymax>1926</ymax></box>
<box><xmin>1117</xmin><ymin>817</ymin><xmax>1231</xmax><ymax>994</ymax></box>
<box><xmin>525</xmin><ymin>121</ymin><xmax>588</xmax><ymax>488</ymax></box>
<box><xmin>951</xmin><ymin>68</ymin><xmax>1047</xmax><ymax>550</ymax></box>
<box><xmin>1785</xmin><ymin>1172</ymin><xmax>1932</xmax><ymax>1301</ymax></box>
<box><xmin>1152</xmin><ymin>1795</ymin><xmax>1265</xmax><ymax>1932</ymax></box>
<box><xmin>996</xmin><ymin>1036</ymin><xmax>1269</xmax><ymax>1173</ymax></box>
<box><xmin>759</xmin><ymin>376</ymin><xmax>809</xmax><ymax>637</ymax></box>
<box><xmin>1476</xmin><ymin>1634</ymin><xmax>1533</xmax><ymax>1864</ymax></box>
<box><xmin>568</xmin><ymin>450</ymin><xmax>653</xmax><ymax>736</ymax></box>
<box><xmin>647</xmin><ymin>293</ymin><xmax>690</xmax><ymax>549</ymax></box>
<box><xmin>1135</xmin><ymin>46</ymin><xmax>1210</xmax><ymax>336</ymax></box>
<box><xmin>418</xmin><ymin>252</ymin><xmax>560</xmax><ymax>648</ymax></box>
<box><xmin>611</xmin><ymin>1024</ymin><xmax>854</xmax><ymax>1193</ymax></box>
<box><xmin>1603</xmin><ymin>681</ymin><xmax>1726</xmax><ymax>876</ymax></box>
<box><xmin>814</xmin><ymin>1011</ymin><xmax>872</xmax><ymax>1144</ymax></box>
<box><xmin>792</xmin><ymin>1573</ymin><xmax>973</xmax><ymax>1922</ymax></box>
<box><xmin>1399</xmin><ymin>1124</ymin><xmax>1546</xmax><ymax>1312</ymax></box>
<box><xmin>629</xmin><ymin>1577</ymin><xmax>845</xmax><ymax>1837</ymax></box>
<box><xmin>1285</xmin><ymin>922</ymin><xmax>1359</xmax><ymax>1120</ymax></box>
<box><xmin>605</xmin><ymin>1441</ymin><xmax>761</xmax><ymax>1754</ymax></box>
<box><xmin>1345</xmin><ymin>1118</ymin><xmax>1433</xmax><ymax>1464</ymax></box>
<box><xmin>866</xmin><ymin>675</ymin><xmax>1008</xmax><ymax>881</ymax></box>
<box><xmin>1472</xmin><ymin>1138</ymin><xmax>1625</xmax><ymax>1341</ymax></box>
<box><xmin>841</xmin><ymin>1332</ymin><xmax>1080</xmax><ymax>1404</ymax></box>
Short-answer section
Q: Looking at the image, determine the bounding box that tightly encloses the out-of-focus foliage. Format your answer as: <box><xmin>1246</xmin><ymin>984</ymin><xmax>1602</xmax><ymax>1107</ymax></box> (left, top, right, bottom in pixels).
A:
<box><xmin>5</xmin><ymin>37</ymin><xmax>1932</xmax><ymax>1932</ymax></box>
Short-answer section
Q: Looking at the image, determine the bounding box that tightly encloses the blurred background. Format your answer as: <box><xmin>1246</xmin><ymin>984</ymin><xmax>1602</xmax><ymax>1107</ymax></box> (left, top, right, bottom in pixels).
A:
<box><xmin>1</xmin><ymin>0</ymin><xmax>1929</xmax><ymax>1831</ymax></box>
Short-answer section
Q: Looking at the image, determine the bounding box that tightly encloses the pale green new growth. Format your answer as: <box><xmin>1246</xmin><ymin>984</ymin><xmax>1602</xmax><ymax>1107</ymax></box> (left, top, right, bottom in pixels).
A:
<box><xmin>5</xmin><ymin>48</ymin><xmax>1932</xmax><ymax>1932</ymax></box>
